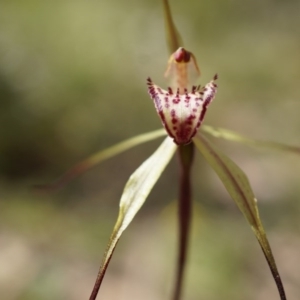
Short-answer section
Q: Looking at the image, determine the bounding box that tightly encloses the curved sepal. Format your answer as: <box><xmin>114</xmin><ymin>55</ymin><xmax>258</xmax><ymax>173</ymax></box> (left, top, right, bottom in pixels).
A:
<box><xmin>34</xmin><ymin>129</ymin><xmax>166</xmax><ymax>193</ymax></box>
<box><xmin>193</xmin><ymin>134</ymin><xmax>286</xmax><ymax>300</ymax></box>
<box><xmin>89</xmin><ymin>137</ymin><xmax>177</xmax><ymax>300</ymax></box>
<box><xmin>162</xmin><ymin>0</ymin><xmax>184</xmax><ymax>54</ymax></box>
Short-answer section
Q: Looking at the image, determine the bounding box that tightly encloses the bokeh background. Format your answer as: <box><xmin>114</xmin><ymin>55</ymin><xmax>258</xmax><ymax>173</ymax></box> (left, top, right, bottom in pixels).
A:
<box><xmin>1</xmin><ymin>0</ymin><xmax>300</xmax><ymax>299</ymax></box>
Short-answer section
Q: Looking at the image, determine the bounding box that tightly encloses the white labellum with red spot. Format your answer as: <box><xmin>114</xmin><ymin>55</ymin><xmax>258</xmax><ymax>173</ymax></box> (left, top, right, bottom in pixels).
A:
<box><xmin>147</xmin><ymin>74</ymin><xmax>218</xmax><ymax>145</ymax></box>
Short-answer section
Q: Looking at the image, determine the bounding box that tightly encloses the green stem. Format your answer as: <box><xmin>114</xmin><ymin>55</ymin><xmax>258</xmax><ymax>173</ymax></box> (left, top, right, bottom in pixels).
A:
<box><xmin>173</xmin><ymin>143</ymin><xmax>194</xmax><ymax>300</ymax></box>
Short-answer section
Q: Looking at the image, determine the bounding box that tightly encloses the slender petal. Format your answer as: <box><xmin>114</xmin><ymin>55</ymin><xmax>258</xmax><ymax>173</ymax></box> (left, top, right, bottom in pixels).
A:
<box><xmin>34</xmin><ymin>129</ymin><xmax>166</xmax><ymax>192</ymax></box>
<box><xmin>89</xmin><ymin>137</ymin><xmax>177</xmax><ymax>300</ymax></box>
<box><xmin>201</xmin><ymin>125</ymin><xmax>300</xmax><ymax>155</ymax></box>
<box><xmin>193</xmin><ymin>134</ymin><xmax>286</xmax><ymax>300</ymax></box>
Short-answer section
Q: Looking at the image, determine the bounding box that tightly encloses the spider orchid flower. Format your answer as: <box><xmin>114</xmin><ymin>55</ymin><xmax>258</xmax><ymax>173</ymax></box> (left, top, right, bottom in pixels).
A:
<box><xmin>147</xmin><ymin>47</ymin><xmax>217</xmax><ymax>145</ymax></box>
<box><xmin>36</xmin><ymin>1</ymin><xmax>300</xmax><ymax>300</ymax></box>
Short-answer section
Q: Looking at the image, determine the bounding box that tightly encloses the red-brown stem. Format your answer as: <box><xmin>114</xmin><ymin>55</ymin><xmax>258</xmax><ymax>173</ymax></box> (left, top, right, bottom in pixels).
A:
<box><xmin>173</xmin><ymin>143</ymin><xmax>194</xmax><ymax>300</ymax></box>
<box><xmin>89</xmin><ymin>250</ymin><xmax>114</xmax><ymax>300</ymax></box>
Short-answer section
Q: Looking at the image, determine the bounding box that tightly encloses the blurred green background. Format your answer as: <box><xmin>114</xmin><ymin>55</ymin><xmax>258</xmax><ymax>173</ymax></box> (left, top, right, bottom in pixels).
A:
<box><xmin>1</xmin><ymin>0</ymin><xmax>300</xmax><ymax>299</ymax></box>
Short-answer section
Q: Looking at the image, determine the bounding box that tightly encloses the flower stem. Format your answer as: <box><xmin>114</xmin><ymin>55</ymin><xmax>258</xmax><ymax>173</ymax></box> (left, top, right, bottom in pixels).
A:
<box><xmin>173</xmin><ymin>143</ymin><xmax>194</xmax><ymax>300</ymax></box>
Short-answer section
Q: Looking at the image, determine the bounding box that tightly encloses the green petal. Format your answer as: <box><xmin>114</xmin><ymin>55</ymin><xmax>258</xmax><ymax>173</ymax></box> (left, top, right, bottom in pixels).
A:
<box><xmin>201</xmin><ymin>125</ymin><xmax>300</xmax><ymax>154</ymax></box>
<box><xmin>89</xmin><ymin>137</ymin><xmax>177</xmax><ymax>300</ymax></box>
<box><xmin>193</xmin><ymin>134</ymin><xmax>286</xmax><ymax>300</ymax></box>
<box><xmin>162</xmin><ymin>0</ymin><xmax>184</xmax><ymax>54</ymax></box>
<box><xmin>35</xmin><ymin>129</ymin><xmax>166</xmax><ymax>192</ymax></box>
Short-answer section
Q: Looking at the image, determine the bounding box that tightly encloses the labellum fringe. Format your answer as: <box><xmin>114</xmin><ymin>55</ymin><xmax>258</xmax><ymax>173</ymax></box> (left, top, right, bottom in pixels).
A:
<box><xmin>147</xmin><ymin>47</ymin><xmax>217</xmax><ymax>145</ymax></box>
